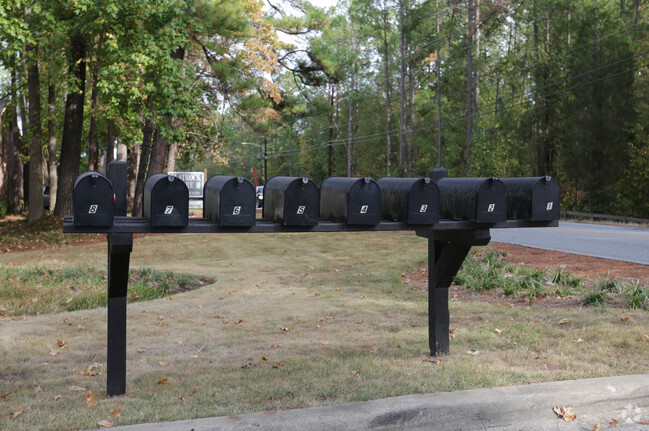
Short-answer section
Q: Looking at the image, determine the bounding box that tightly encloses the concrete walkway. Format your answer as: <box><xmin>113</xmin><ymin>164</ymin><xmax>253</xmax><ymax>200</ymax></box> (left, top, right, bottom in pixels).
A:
<box><xmin>109</xmin><ymin>374</ymin><xmax>649</xmax><ymax>431</ymax></box>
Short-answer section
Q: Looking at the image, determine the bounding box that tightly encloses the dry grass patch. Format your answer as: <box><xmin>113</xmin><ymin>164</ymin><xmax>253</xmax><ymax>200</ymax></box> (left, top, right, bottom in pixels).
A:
<box><xmin>0</xmin><ymin>232</ymin><xmax>648</xmax><ymax>430</ymax></box>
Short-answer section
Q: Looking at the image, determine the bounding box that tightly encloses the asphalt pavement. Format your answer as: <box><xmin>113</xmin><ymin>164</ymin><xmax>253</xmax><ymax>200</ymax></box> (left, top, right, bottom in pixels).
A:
<box><xmin>107</xmin><ymin>374</ymin><xmax>649</xmax><ymax>430</ymax></box>
<box><xmin>490</xmin><ymin>222</ymin><xmax>649</xmax><ymax>265</ymax></box>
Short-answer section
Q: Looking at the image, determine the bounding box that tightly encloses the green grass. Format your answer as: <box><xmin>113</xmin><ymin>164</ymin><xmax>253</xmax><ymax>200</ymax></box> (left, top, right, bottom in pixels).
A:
<box><xmin>0</xmin><ymin>232</ymin><xmax>648</xmax><ymax>430</ymax></box>
<box><xmin>0</xmin><ymin>265</ymin><xmax>207</xmax><ymax>316</ymax></box>
<box><xmin>456</xmin><ymin>250</ymin><xmax>649</xmax><ymax>308</ymax></box>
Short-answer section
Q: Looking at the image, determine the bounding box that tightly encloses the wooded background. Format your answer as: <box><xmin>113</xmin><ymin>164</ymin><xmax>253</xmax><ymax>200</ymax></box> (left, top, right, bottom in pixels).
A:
<box><xmin>0</xmin><ymin>0</ymin><xmax>647</xmax><ymax>221</ymax></box>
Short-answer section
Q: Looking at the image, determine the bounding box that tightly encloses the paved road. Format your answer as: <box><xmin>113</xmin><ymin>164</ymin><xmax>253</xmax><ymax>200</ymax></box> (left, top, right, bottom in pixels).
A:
<box><xmin>490</xmin><ymin>221</ymin><xmax>649</xmax><ymax>265</ymax></box>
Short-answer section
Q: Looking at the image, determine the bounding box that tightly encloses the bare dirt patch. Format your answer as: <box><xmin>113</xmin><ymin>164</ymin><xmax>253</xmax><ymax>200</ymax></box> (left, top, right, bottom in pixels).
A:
<box><xmin>405</xmin><ymin>242</ymin><xmax>649</xmax><ymax>309</ymax></box>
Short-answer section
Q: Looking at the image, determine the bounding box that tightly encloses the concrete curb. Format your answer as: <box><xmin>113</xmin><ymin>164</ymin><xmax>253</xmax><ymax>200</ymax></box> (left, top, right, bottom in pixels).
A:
<box><xmin>109</xmin><ymin>374</ymin><xmax>649</xmax><ymax>431</ymax></box>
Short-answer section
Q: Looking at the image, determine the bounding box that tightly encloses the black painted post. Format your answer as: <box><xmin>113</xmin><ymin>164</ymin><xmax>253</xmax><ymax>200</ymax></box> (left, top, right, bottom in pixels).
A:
<box><xmin>106</xmin><ymin>161</ymin><xmax>130</xmax><ymax>396</ymax></box>
<box><xmin>107</xmin><ymin>233</ymin><xmax>132</xmax><ymax>396</ymax></box>
<box><xmin>428</xmin><ymin>238</ymin><xmax>450</xmax><ymax>355</ymax></box>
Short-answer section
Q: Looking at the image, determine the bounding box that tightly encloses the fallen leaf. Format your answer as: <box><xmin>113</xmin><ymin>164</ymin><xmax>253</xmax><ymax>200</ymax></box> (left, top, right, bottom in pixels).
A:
<box><xmin>97</xmin><ymin>419</ymin><xmax>114</xmax><ymax>429</ymax></box>
<box><xmin>280</xmin><ymin>327</ymin><xmax>293</xmax><ymax>332</ymax></box>
<box><xmin>610</xmin><ymin>418</ymin><xmax>619</xmax><ymax>427</ymax></box>
<box><xmin>241</xmin><ymin>362</ymin><xmax>254</xmax><ymax>369</ymax></box>
<box><xmin>137</xmin><ymin>349</ymin><xmax>146</xmax><ymax>353</ymax></box>
<box><xmin>261</xmin><ymin>356</ymin><xmax>268</xmax><ymax>361</ymax></box>
<box><xmin>351</xmin><ymin>371</ymin><xmax>360</xmax><ymax>376</ymax></box>
<box><xmin>79</xmin><ymin>362</ymin><xmax>103</xmax><ymax>377</ymax></box>
<box><xmin>300</xmin><ymin>273</ymin><xmax>309</xmax><ymax>278</ymax></box>
<box><xmin>553</xmin><ymin>405</ymin><xmax>576</xmax><ymax>422</ymax></box>
<box><xmin>77</xmin><ymin>325</ymin><xmax>85</xmax><ymax>330</ymax></box>
<box><xmin>54</xmin><ymin>395</ymin><xmax>62</xmax><ymax>401</ymax></box>
<box><xmin>49</xmin><ymin>349</ymin><xmax>59</xmax><ymax>356</ymax></box>
<box><xmin>356</xmin><ymin>320</ymin><xmax>364</xmax><ymax>324</ymax></box>
<box><xmin>640</xmin><ymin>334</ymin><xmax>649</xmax><ymax>342</ymax></box>
<box><xmin>68</xmin><ymin>385</ymin><xmax>86</xmax><ymax>392</ymax></box>
<box><xmin>467</xmin><ymin>350</ymin><xmax>480</xmax><ymax>356</ymax></box>
<box><xmin>57</xmin><ymin>340</ymin><xmax>67</xmax><ymax>348</ymax></box>
<box><xmin>396</xmin><ymin>344</ymin><xmax>402</xmax><ymax>349</ymax></box>
<box><xmin>158</xmin><ymin>361</ymin><xmax>170</xmax><ymax>366</ymax></box>
<box><xmin>620</xmin><ymin>317</ymin><xmax>630</xmax><ymax>322</ymax></box>
<box><xmin>274</xmin><ymin>361</ymin><xmax>285</xmax><ymax>367</ymax></box>
<box><xmin>270</xmin><ymin>344</ymin><xmax>282</xmax><ymax>348</ymax></box>
<box><xmin>558</xmin><ymin>319</ymin><xmax>569</xmax><ymax>325</ymax></box>
<box><xmin>314</xmin><ymin>293</ymin><xmax>321</xmax><ymax>296</ymax></box>
<box><xmin>593</xmin><ymin>422</ymin><xmax>601</xmax><ymax>431</ymax></box>
<box><xmin>576</xmin><ymin>338</ymin><xmax>585</xmax><ymax>343</ymax></box>
<box><xmin>85</xmin><ymin>392</ymin><xmax>98</xmax><ymax>409</ymax></box>
<box><xmin>111</xmin><ymin>408</ymin><xmax>122</xmax><ymax>417</ymax></box>
<box><xmin>640</xmin><ymin>419</ymin><xmax>649</xmax><ymax>424</ymax></box>
<box><xmin>178</xmin><ymin>395</ymin><xmax>186</xmax><ymax>404</ymax></box>
<box><xmin>494</xmin><ymin>328</ymin><xmax>502</xmax><ymax>334</ymax></box>
<box><xmin>10</xmin><ymin>407</ymin><xmax>25</xmax><ymax>419</ymax></box>
<box><xmin>156</xmin><ymin>378</ymin><xmax>169</xmax><ymax>385</ymax></box>
<box><xmin>234</xmin><ymin>319</ymin><xmax>244</xmax><ymax>324</ymax></box>
<box><xmin>0</xmin><ymin>393</ymin><xmax>11</xmax><ymax>399</ymax></box>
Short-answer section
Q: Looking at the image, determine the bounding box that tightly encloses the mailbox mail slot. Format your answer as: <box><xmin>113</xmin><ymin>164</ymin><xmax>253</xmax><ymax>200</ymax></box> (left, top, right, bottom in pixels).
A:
<box><xmin>436</xmin><ymin>177</ymin><xmax>507</xmax><ymax>223</ymax></box>
<box><xmin>143</xmin><ymin>174</ymin><xmax>189</xmax><ymax>227</ymax></box>
<box><xmin>502</xmin><ymin>176</ymin><xmax>560</xmax><ymax>221</ymax></box>
<box><xmin>320</xmin><ymin>177</ymin><xmax>380</xmax><ymax>225</ymax></box>
<box><xmin>376</xmin><ymin>177</ymin><xmax>440</xmax><ymax>225</ymax></box>
<box><xmin>204</xmin><ymin>175</ymin><xmax>256</xmax><ymax>227</ymax></box>
<box><xmin>263</xmin><ymin>176</ymin><xmax>319</xmax><ymax>226</ymax></box>
<box><xmin>73</xmin><ymin>171</ymin><xmax>115</xmax><ymax>227</ymax></box>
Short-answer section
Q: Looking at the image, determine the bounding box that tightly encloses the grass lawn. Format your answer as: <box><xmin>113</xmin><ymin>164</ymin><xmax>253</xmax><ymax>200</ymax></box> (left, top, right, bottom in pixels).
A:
<box><xmin>0</xmin><ymin>228</ymin><xmax>648</xmax><ymax>430</ymax></box>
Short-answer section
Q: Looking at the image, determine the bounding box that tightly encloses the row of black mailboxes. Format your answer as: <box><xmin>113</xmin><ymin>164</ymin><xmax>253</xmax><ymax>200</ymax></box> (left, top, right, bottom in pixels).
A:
<box><xmin>72</xmin><ymin>171</ymin><xmax>560</xmax><ymax>227</ymax></box>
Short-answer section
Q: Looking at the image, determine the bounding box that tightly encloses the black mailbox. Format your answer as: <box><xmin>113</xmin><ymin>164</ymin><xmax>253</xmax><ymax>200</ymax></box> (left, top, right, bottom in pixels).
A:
<box><xmin>376</xmin><ymin>177</ymin><xmax>440</xmax><ymax>225</ymax></box>
<box><xmin>436</xmin><ymin>177</ymin><xmax>507</xmax><ymax>223</ymax></box>
<box><xmin>263</xmin><ymin>176</ymin><xmax>319</xmax><ymax>226</ymax></box>
<box><xmin>73</xmin><ymin>171</ymin><xmax>115</xmax><ymax>227</ymax></box>
<box><xmin>204</xmin><ymin>175</ymin><xmax>256</xmax><ymax>227</ymax></box>
<box><xmin>320</xmin><ymin>177</ymin><xmax>381</xmax><ymax>225</ymax></box>
<box><xmin>502</xmin><ymin>176</ymin><xmax>560</xmax><ymax>221</ymax></box>
<box><xmin>143</xmin><ymin>174</ymin><xmax>189</xmax><ymax>227</ymax></box>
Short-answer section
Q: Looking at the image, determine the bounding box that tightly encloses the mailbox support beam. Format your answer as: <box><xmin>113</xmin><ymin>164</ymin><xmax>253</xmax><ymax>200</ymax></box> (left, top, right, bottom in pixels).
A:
<box><xmin>417</xmin><ymin>229</ymin><xmax>491</xmax><ymax>356</ymax></box>
<box><xmin>107</xmin><ymin>232</ymin><xmax>133</xmax><ymax>396</ymax></box>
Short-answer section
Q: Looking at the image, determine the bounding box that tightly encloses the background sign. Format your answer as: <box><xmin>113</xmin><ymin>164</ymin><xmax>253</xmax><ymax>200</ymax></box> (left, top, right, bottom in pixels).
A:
<box><xmin>168</xmin><ymin>172</ymin><xmax>204</xmax><ymax>198</ymax></box>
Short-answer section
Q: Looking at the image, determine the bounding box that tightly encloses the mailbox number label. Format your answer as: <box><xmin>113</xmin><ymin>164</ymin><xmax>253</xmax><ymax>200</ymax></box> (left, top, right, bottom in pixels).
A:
<box><xmin>233</xmin><ymin>206</ymin><xmax>241</xmax><ymax>215</ymax></box>
<box><xmin>88</xmin><ymin>205</ymin><xmax>98</xmax><ymax>214</ymax></box>
<box><xmin>419</xmin><ymin>204</ymin><xmax>428</xmax><ymax>213</ymax></box>
<box><xmin>546</xmin><ymin>202</ymin><xmax>554</xmax><ymax>211</ymax></box>
<box><xmin>487</xmin><ymin>203</ymin><xmax>496</xmax><ymax>212</ymax></box>
<box><xmin>297</xmin><ymin>206</ymin><xmax>306</xmax><ymax>215</ymax></box>
<box><xmin>360</xmin><ymin>205</ymin><xmax>369</xmax><ymax>214</ymax></box>
<box><xmin>164</xmin><ymin>206</ymin><xmax>174</xmax><ymax>215</ymax></box>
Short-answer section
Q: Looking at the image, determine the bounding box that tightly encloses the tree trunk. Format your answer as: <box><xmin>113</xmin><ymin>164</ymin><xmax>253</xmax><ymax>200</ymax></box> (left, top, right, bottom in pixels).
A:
<box><xmin>27</xmin><ymin>45</ymin><xmax>44</xmax><ymax>222</ymax></box>
<box><xmin>47</xmin><ymin>84</ymin><xmax>58</xmax><ymax>211</ymax></box>
<box><xmin>132</xmin><ymin>118</ymin><xmax>154</xmax><ymax>217</ymax></box>
<box><xmin>105</xmin><ymin>121</ymin><xmax>114</xmax><ymax>172</ymax></box>
<box><xmin>329</xmin><ymin>84</ymin><xmax>334</xmax><ymax>177</ymax></box>
<box><xmin>149</xmin><ymin>124</ymin><xmax>167</xmax><ymax>175</ymax></box>
<box><xmin>466</xmin><ymin>0</ymin><xmax>474</xmax><ymax>175</ymax></box>
<box><xmin>54</xmin><ymin>32</ymin><xmax>86</xmax><ymax>217</ymax></box>
<box><xmin>475</xmin><ymin>0</ymin><xmax>480</xmax><ymax>115</ymax></box>
<box><xmin>127</xmin><ymin>143</ymin><xmax>140</xmax><ymax>213</ymax></box>
<box><xmin>383</xmin><ymin>10</ymin><xmax>391</xmax><ymax>176</ymax></box>
<box><xmin>87</xmin><ymin>61</ymin><xmax>99</xmax><ymax>171</ymax></box>
<box><xmin>347</xmin><ymin>75</ymin><xmax>354</xmax><ymax>177</ymax></box>
<box><xmin>408</xmin><ymin>58</ymin><xmax>415</xmax><ymax>175</ymax></box>
<box><xmin>0</xmin><ymin>104</ymin><xmax>6</xmax><ymax>201</ymax></box>
<box><xmin>435</xmin><ymin>0</ymin><xmax>443</xmax><ymax>168</ymax></box>
<box><xmin>166</xmin><ymin>142</ymin><xmax>178</xmax><ymax>173</ymax></box>
<box><xmin>398</xmin><ymin>0</ymin><xmax>407</xmax><ymax>171</ymax></box>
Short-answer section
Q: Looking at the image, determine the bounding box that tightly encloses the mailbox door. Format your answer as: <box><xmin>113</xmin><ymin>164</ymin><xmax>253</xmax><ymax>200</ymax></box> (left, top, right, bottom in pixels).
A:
<box><xmin>475</xmin><ymin>179</ymin><xmax>507</xmax><ymax>223</ymax></box>
<box><xmin>283</xmin><ymin>179</ymin><xmax>319</xmax><ymax>226</ymax></box>
<box><xmin>144</xmin><ymin>174</ymin><xmax>189</xmax><ymax>227</ymax></box>
<box><xmin>406</xmin><ymin>179</ymin><xmax>440</xmax><ymax>225</ymax></box>
<box><xmin>531</xmin><ymin>177</ymin><xmax>560</xmax><ymax>221</ymax></box>
<box><xmin>347</xmin><ymin>179</ymin><xmax>380</xmax><ymax>225</ymax></box>
<box><xmin>219</xmin><ymin>177</ymin><xmax>256</xmax><ymax>227</ymax></box>
<box><xmin>73</xmin><ymin>171</ymin><xmax>115</xmax><ymax>227</ymax></box>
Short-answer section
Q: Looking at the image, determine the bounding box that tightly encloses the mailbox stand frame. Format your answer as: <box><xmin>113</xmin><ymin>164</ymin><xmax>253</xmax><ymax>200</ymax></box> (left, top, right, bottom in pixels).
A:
<box><xmin>65</xmin><ymin>163</ymin><xmax>557</xmax><ymax>396</ymax></box>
